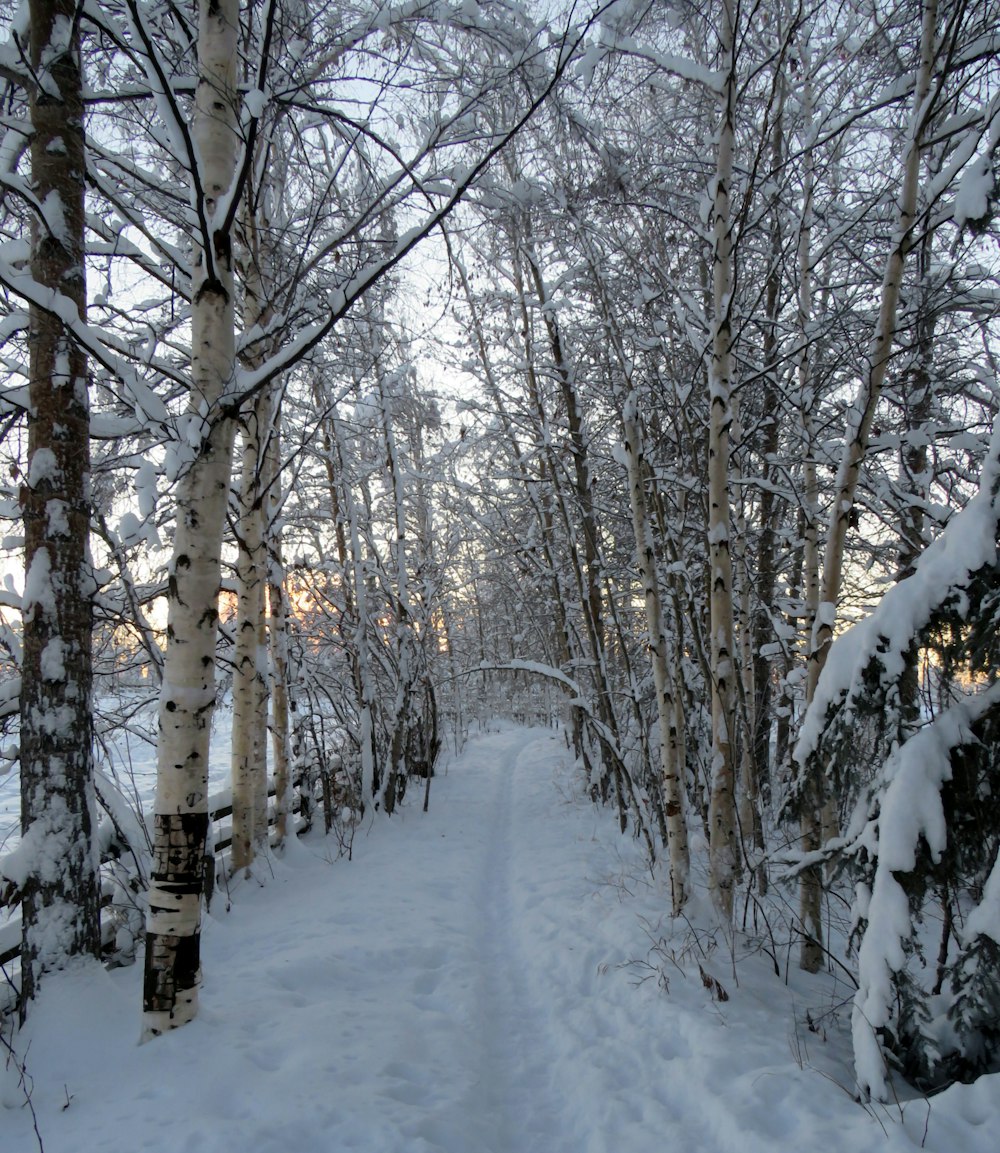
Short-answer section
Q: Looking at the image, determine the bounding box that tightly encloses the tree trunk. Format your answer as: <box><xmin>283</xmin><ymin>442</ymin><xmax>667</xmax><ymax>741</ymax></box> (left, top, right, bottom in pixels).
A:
<box><xmin>327</xmin><ymin>411</ymin><xmax>379</xmax><ymax>809</ymax></box>
<box><xmin>748</xmin><ymin>72</ymin><xmax>788</xmax><ymax>850</ymax></box>
<box><xmin>798</xmin><ymin>0</ymin><xmax>938</xmax><ymax>971</ymax></box>
<box><xmin>792</xmin><ymin>47</ymin><xmax>825</xmax><ymax>974</ymax></box>
<box><xmin>267</xmin><ymin>404</ymin><xmax>294</xmax><ymax>846</ymax></box>
<box><xmin>805</xmin><ymin>0</ymin><xmax>938</xmax><ymax>696</ymax></box>
<box><xmin>521</xmin><ymin>239</ymin><xmax>624</xmax><ymax>822</ymax></box>
<box><xmin>623</xmin><ymin>396</ymin><xmax>690</xmax><ymax>913</ymax></box>
<box><xmin>706</xmin><ymin>0</ymin><xmax>739</xmax><ymax>921</ymax></box>
<box><xmin>379</xmin><ymin>367</ymin><xmax>414</xmax><ymax>815</ymax></box>
<box><xmin>17</xmin><ymin>0</ymin><xmax>101</xmax><ymax>1009</ymax></box>
<box><xmin>230</xmin><ymin>389</ymin><xmax>270</xmax><ymax>874</ymax></box>
<box><xmin>143</xmin><ymin>0</ymin><xmax>240</xmax><ymax>1038</ymax></box>
<box><xmin>231</xmin><ymin>175</ymin><xmax>280</xmax><ymax>867</ymax></box>
<box><xmin>735</xmin><ymin>465</ymin><xmax>765</xmax><ymax>892</ymax></box>
<box><xmin>895</xmin><ymin>225</ymin><xmax>937</xmax><ymax>724</ymax></box>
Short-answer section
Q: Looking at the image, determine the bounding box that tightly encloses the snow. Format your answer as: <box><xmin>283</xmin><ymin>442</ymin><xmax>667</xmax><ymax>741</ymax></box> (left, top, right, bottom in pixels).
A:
<box><xmin>965</xmin><ymin>848</ymin><xmax>1000</xmax><ymax>945</ymax></box>
<box><xmin>40</xmin><ymin>191</ymin><xmax>69</xmax><ymax>248</ymax></box>
<box><xmin>27</xmin><ymin>448</ymin><xmax>59</xmax><ymax>487</ymax></box>
<box><xmin>39</xmin><ymin>638</ymin><xmax>66</xmax><ymax>682</ymax></box>
<box><xmin>45</xmin><ymin>499</ymin><xmax>69</xmax><ymax>537</ymax></box>
<box><xmin>22</xmin><ymin>548</ymin><xmax>55</xmax><ymax>619</ymax></box>
<box><xmin>115</xmin><ymin>511</ymin><xmax>144</xmax><ymax>545</ymax></box>
<box><xmin>707</xmin><ymin>520</ymin><xmax>729</xmax><ymax>545</ymax></box>
<box><xmin>135</xmin><ymin>461</ymin><xmax>158</xmax><ymax>520</ymax></box>
<box><xmin>953</xmin><ymin>154</ymin><xmax>994</xmax><ymax>228</ymax></box>
<box><xmin>243</xmin><ymin>88</ymin><xmax>266</xmax><ymax>120</ymax></box>
<box><xmin>5</xmin><ymin>724</ymin><xmax>1000</xmax><ymax>1151</ymax></box>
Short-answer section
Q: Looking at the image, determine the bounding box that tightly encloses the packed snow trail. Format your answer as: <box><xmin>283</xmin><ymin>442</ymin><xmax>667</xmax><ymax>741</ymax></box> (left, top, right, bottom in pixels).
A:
<box><xmin>381</xmin><ymin>728</ymin><xmax>572</xmax><ymax>1152</ymax></box>
<box><xmin>4</xmin><ymin>724</ymin><xmax>1000</xmax><ymax>1152</ymax></box>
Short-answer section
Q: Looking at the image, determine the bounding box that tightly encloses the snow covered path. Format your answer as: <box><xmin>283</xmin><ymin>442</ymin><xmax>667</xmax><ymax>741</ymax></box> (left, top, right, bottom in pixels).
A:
<box><xmin>4</xmin><ymin>724</ymin><xmax>999</xmax><ymax>1152</ymax></box>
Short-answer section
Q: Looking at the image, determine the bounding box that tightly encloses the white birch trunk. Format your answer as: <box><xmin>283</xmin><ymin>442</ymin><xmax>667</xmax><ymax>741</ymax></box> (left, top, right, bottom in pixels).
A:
<box><xmin>230</xmin><ymin>393</ymin><xmax>269</xmax><ymax>873</ymax></box>
<box><xmin>231</xmin><ymin>196</ymin><xmax>276</xmax><ymax>871</ymax></box>
<box><xmin>327</xmin><ymin>412</ymin><xmax>377</xmax><ymax>809</ymax></box>
<box><xmin>521</xmin><ymin>240</ymin><xmax>623</xmax><ymax>817</ymax></box>
<box><xmin>143</xmin><ymin>0</ymin><xmax>240</xmax><ymax>1038</ymax></box>
<box><xmin>805</xmin><ymin>0</ymin><xmax>938</xmax><ymax>697</ymax></box>
<box><xmin>799</xmin><ymin>0</ymin><xmax>938</xmax><ymax>970</ymax></box>
<box><xmin>266</xmin><ymin>410</ymin><xmax>293</xmax><ymax>846</ymax></box>
<box><xmin>622</xmin><ymin>396</ymin><xmax>689</xmax><ymax>914</ymax></box>
<box><xmin>794</xmin><ymin>53</ymin><xmax>825</xmax><ymax>973</ymax></box>
<box><xmin>734</xmin><ymin>408</ymin><xmax>764</xmax><ymax>884</ymax></box>
<box><xmin>380</xmin><ymin>373</ymin><xmax>413</xmax><ymax>814</ymax></box>
<box><xmin>706</xmin><ymin>0</ymin><xmax>739</xmax><ymax>921</ymax></box>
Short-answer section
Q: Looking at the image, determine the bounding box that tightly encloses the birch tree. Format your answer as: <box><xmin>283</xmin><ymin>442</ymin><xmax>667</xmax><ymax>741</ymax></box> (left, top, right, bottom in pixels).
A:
<box><xmin>622</xmin><ymin>395</ymin><xmax>689</xmax><ymax>913</ymax></box>
<box><xmin>229</xmin><ymin>387</ymin><xmax>272</xmax><ymax>873</ymax></box>
<box><xmin>265</xmin><ymin>408</ymin><xmax>295</xmax><ymax>845</ymax></box>
<box><xmin>796</xmin><ymin>0</ymin><xmax>940</xmax><ymax>972</ymax></box>
<box><xmin>230</xmin><ymin>197</ymin><xmax>277</xmax><ymax>874</ymax></box>
<box><xmin>142</xmin><ymin>0</ymin><xmax>242</xmax><ymax>1037</ymax></box>
<box><xmin>705</xmin><ymin>0</ymin><xmax>739</xmax><ymax>921</ymax></box>
<box><xmin>804</xmin><ymin>0</ymin><xmax>941</xmax><ymax>702</ymax></box>
<box><xmin>134</xmin><ymin>0</ymin><xmax>606</xmax><ymax>1031</ymax></box>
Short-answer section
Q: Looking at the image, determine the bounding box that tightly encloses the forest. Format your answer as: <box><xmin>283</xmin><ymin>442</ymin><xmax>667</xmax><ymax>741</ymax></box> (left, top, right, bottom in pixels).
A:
<box><xmin>1</xmin><ymin>0</ymin><xmax>999</xmax><ymax>1130</ymax></box>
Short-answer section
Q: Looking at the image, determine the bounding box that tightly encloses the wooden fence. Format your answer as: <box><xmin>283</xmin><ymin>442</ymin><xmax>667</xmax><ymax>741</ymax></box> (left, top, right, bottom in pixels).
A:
<box><xmin>0</xmin><ymin>781</ymin><xmax>303</xmax><ymax>972</ymax></box>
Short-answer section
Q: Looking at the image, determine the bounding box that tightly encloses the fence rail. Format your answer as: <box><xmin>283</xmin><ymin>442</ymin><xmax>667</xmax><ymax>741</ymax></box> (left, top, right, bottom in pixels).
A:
<box><xmin>0</xmin><ymin>782</ymin><xmax>303</xmax><ymax>971</ymax></box>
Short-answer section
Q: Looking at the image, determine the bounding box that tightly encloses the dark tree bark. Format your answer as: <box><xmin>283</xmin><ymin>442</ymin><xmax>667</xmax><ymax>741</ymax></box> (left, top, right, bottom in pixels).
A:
<box><xmin>18</xmin><ymin>0</ymin><xmax>101</xmax><ymax>1009</ymax></box>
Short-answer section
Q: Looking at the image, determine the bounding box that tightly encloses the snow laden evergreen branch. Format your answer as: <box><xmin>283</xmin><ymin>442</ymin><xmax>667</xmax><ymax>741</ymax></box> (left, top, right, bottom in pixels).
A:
<box><xmin>850</xmin><ymin>680</ymin><xmax>1000</xmax><ymax>1101</ymax></box>
<box><xmin>791</xmin><ymin>413</ymin><xmax>1000</xmax><ymax>1100</ymax></box>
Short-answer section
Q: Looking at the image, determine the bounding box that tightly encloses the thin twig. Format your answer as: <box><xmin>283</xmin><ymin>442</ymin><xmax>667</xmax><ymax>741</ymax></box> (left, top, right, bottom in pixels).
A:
<box><xmin>0</xmin><ymin>1029</ymin><xmax>45</xmax><ymax>1153</ymax></box>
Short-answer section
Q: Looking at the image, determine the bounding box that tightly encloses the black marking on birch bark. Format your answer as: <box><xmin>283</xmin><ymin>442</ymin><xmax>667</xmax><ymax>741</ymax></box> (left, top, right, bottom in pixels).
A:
<box><xmin>203</xmin><ymin>853</ymin><xmax>215</xmax><ymax>910</ymax></box>
<box><xmin>168</xmin><ymin>574</ymin><xmax>185</xmax><ymax>608</ymax></box>
<box><xmin>150</xmin><ymin>812</ymin><xmax>209</xmax><ymax>886</ymax></box>
<box><xmin>212</xmin><ymin>230</ymin><xmax>231</xmax><ymax>264</ymax></box>
<box><xmin>143</xmin><ymin>927</ymin><xmax>202</xmax><ymax>1014</ymax></box>
<box><xmin>175</xmin><ymin>928</ymin><xmax>200</xmax><ymax>989</ymax></box>
<box><xmin>194</xmin><ymin>275</ymin><xmax>229</xmax><ymax>305</ymax></box>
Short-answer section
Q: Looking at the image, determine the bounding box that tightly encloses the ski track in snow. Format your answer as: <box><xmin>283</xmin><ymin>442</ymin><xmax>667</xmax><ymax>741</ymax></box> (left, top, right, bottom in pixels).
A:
<box><xmin>388</xmin><ymin>727</ymin><xmax>571</xmax><ymax>1153</ymax></box>
<box><xmin>464</xmin><ymin>731</ymin><xmax>566</xmax><ymax>1153</ymax></box>
<box><xmin>4</xmin><ymin>724</ymin><xmax>1000</xmax><ymax>1152</ymax></box>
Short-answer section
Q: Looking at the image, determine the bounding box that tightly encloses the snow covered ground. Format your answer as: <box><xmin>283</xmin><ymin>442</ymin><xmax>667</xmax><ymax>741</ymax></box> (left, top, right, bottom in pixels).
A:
<box><xmin>3</xmin><ymin>724</ymin><xmax>999</xmax><ymax>1152</ymax></box>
